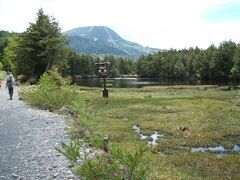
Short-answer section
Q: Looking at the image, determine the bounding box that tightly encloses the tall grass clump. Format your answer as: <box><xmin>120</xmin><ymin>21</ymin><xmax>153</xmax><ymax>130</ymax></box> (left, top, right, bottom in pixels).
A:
<box><xmin>20</xmin><ymin>68</ymin><xmax>77</xmax><ymax>111</ymax></box>
<box><xmin>76</xmin><ymin>145</ymin><xmax>148</xmax><ymax>180</ymax></box>
<box><xmin>55</xmin><ymin>140</ymin><xmax>81</xmax><ymax>168</ymax></box>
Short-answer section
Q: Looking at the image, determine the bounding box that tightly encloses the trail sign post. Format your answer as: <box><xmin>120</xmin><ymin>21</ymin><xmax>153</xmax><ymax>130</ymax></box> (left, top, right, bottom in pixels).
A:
<box><xmin>95</xmin><ymin>61</ymin><xmax>110</xmax><ymax>98</ymax></box>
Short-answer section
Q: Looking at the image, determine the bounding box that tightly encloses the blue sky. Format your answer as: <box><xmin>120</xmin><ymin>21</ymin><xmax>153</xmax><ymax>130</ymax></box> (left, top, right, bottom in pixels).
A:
<box><xmin>203</xmin><ymin>2</ymin><xmax>240</xmax><ymax>22</ymax></box>
<box><xmin>0</xmin><ymin>0</ymin><xmax>239</xmax><ymax>49</ymax></box>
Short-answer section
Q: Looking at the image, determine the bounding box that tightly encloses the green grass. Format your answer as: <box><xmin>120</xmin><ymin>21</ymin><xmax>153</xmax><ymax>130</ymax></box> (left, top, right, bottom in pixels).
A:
<box><xmin>68</xmin><ymin>85</ymin><xmax>240</xmax><ymax>179</ymax></box>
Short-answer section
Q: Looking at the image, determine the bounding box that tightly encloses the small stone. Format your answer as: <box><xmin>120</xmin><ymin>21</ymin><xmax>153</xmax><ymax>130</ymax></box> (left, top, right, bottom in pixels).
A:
<box><xmin>66</xmin><ymin>174</ymin><xmax>75</xmax><ymax>179</ymax></box>
<box><xmin>12</xmin><ymin>173</ymin><xmax>19</xmax><ymax>178</ymax></box>
<box><xmin>52</xmin><ymin>173</ymin><xmax>59</xmax><ymax>178</ymax></box>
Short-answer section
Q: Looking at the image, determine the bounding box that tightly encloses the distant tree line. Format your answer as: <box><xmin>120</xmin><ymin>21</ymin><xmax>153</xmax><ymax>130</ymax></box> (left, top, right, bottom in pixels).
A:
<box><xmin>137</xmin><ymin>41</ymin><xmax>240</xmax><ymax>81</ymax></box>
<box><xmin>60</xmin><ymin>50</ymin><xmax>136</xmax><ymax>79</ymax></box>
<box><xmin>0</xmin><ymin>8</ymin><xmax>240</xmax><ymax>82</ymax></box>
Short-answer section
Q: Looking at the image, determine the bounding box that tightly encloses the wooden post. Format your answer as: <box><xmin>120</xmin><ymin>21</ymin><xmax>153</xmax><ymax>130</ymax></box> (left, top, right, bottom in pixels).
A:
<box><xmin>103</xmin><ymin>135</ymin><xmax>109</xmax><ymax>154</ymax></box>
<box><xmin>103</xmin><ymin>75</ymin><xmax>108</xmax><ymax>98</ymax></box>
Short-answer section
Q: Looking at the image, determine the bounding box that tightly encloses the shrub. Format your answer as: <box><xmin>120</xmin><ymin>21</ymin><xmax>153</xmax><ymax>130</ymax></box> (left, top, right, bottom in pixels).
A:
<box><xmin>0</xmin><ymin>70</ymin><xmax>7</xmax><ymax>80</ymax></box>
<box><xmin>20</xmin><ymin>71</ymin><xmax>78</xmax><ymax>111</ymax></box>
<box><xmin>55</xmin><ymin>140</ymin><xmax>81</xmax><ymax>168</ymax></box>
<box><xmin>76</xmin><ymin>145</ymin><xmax>148</xmax><ymax>180</ymax></box>
<box><xmin>47</xmin><ymin>66</ymin><xmax>71</xmax><ymax>87</ymax></box>
<box><xmin>0</xmin><ymin>62</ymin><xmax>3</xmax><ymax>70</ymax></box>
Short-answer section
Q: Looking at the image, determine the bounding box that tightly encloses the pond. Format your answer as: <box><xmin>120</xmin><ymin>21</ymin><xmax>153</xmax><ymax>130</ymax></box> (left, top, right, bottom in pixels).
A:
<box><xmin>76</xmin><ymin>78</ymin><xmax>213</xmax><ymax>88</ymax></box>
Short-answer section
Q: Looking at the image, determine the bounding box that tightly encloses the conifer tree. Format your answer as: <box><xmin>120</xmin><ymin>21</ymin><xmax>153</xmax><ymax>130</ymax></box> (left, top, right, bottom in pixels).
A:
<box><xmin>17</xmin><ymin>8</ymin><xmax>66</xmax><ymax>77</ymax></box>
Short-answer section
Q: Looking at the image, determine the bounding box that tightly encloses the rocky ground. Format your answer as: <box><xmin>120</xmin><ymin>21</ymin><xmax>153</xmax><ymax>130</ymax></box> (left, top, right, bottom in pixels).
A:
<box><xmin>0</xmin><ymin>85</ymin><xmax>77</xmax><ymax>180</ymax></box>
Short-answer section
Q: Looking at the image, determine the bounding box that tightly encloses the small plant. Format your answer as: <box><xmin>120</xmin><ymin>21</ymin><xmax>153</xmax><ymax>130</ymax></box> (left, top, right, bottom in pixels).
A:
<box><xmin>55</xmin><ymin>140</ymin><xmax>81</xmax><ymax>167</ymax></box>
<box><xmin>83</xmin><ymin>130</ymin><xmax>105</xmax><ymax>149</ymax></box>
<box><xmin>144</xmin><ymin>95</ymin><xmax>152</xmax><ymax>99</ymax></box>
<box><xmin>76</xmin><ymin>145</ymin><xmax>149</xmax><ymax>180</ymax></box>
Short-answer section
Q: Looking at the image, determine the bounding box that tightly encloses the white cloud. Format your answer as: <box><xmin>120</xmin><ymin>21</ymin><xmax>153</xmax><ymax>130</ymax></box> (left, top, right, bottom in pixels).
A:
<box><xmin>0</xmin><ymin>0</ymin><xmax>239</xmax><ymax>49</ymax></box>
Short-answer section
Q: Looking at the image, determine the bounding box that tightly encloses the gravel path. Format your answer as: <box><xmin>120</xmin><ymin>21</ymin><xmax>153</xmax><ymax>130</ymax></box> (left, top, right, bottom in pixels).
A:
<box><xmin>0</xmin><ymin>85</ymin><xmax>77</xmax><ymax>180</ymax></box>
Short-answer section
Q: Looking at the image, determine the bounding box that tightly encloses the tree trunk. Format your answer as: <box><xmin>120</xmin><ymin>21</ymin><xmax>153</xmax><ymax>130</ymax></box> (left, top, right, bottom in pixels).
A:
<box><xmin>45</xmin><ymin>56</ymin><xmax>51</xmax><ymax>72</ymax></box>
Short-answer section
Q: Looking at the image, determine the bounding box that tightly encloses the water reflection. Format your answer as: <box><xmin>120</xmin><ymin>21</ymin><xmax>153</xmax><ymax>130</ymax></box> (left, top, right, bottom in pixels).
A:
<box><xmin>191</xmin><ymin>145</ymin><xmax>240</xmax><ymax>154</ymax></box>
<box><xmin>147</xmin><ymin>131</ymin><xmax>164</xmax><ymax>146</ymax></box>
<box><xmin>132</xmin><ymin>125</ymin><xmax>164</xmax><ymax>146</ymax></box>
<box><xmin>191</xmin><ymin>146</ymin><xmax>225</xmax><ymax>153</ymax></box>
<box><xmin>233</xmin><ymin>145</ymin><xmax>240</xmax><ymax>152</ymax></box>
<box><xmin>76</xmin><ymin>78</ymin><xmax>209</xmax><ymax>88</ymax></box>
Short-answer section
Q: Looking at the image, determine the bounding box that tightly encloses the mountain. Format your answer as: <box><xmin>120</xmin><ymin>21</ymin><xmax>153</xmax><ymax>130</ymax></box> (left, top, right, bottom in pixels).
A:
<box><xmin>64</xmin><ymin>26</ymin><xmax>159</xmax><ymax>60</ymax></box>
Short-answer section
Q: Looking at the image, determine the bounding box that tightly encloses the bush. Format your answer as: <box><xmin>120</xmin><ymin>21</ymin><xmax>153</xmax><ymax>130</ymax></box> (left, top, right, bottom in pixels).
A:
<box><xmin>47</xmin><ymin>66</ymin><xmax>71</xmax><ymax>87</ymax></box>
<box><xmin>20</xmin><ymin>71</ymin><xmax>78</xmax><ymax>111</ymax></box>
<box><xmin>0</xmin><ymin>71</ymin><xmax>7</xmax><ymax>80</ymax></box>
<box><xmin>0</xmin><ymin>62</ymin><xmax>3</xmax><ymax>70</ymax></box>
<box><xmin>76</xmin><ymin>145</ymin><xmax>148</xmax><ymax>180</ymax></box>
<box><xmin>55</xmin><ymin>140</ymin><xmax>81</xmax><ymax>168</ymax></box>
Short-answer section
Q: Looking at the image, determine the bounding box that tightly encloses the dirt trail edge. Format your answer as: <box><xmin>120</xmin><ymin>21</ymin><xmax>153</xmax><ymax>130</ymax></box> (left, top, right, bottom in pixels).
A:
<box><xmin>0</xmin><ymin>85</ymin><xmax>77</xmax><ymax>180</ymax></box>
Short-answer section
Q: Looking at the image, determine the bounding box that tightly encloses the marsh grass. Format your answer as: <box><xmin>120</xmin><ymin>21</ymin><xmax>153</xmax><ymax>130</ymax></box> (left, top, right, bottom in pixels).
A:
<box><xmin>70</xmin><ymin>85</ymin><xmax>240</xmax><ymax>179</ymax></box>
<box><xmin>21</xmin><ymin>83</ymin><xmax>240</xmax><ymax>179</ymax></box>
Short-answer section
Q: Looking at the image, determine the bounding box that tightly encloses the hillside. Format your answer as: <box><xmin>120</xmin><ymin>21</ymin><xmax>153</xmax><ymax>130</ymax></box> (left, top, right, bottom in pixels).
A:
<box><xmin>64</xmin><ymin>26</ymin><xmax>159</xmax><ymax>59</ymax></box>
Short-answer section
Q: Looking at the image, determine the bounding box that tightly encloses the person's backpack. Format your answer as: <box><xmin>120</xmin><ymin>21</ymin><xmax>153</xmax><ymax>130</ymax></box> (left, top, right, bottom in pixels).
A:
<box><xmin>7</xmin><ymin>78</ymin><xmax>14</xmax><ymax>88</ymax></box>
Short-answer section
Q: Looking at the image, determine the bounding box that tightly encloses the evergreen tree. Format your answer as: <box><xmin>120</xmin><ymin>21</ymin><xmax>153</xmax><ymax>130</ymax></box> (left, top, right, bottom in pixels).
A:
<box><xmin>0</xmin><ymin>31</ymin><xmax>17</xmax><ymax>60</ymax></box>
<box><xmin>2</xmin><ymin>35</ymin><xmax>20</xmax><ymax>73</ymax></box>
<box><xmin>16</xmin><ymin>8</ymin><xmax>67</xmax><ymax>77</ymax></box>
<box><xmin>214</xmin><ymin>41</ymin><xmax>236</xmax><ymax>79</ymax></box>
<box><xmin>104</xmin><ymin>55</ymin><xmax>119</xmax><ymax>78</ymax></box>
<box><xmin>231</xmin><ymin>44</ymin><xmax>240</xmax><ymax>79</ymax></box>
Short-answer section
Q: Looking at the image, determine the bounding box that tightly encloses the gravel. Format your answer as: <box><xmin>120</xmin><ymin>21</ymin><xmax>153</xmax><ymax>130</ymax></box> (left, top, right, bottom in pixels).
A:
<box><xmin>0</xmin><ymin>85</ymin><xmax>77</xmax><ymax>180</ymax></box>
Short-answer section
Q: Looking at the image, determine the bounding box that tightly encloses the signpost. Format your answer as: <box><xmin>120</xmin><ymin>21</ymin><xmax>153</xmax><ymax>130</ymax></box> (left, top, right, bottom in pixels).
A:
<box><xmin>95</xmin><ymin>61</ymin><xmax>110</xmax><ymax>98</ymax></box>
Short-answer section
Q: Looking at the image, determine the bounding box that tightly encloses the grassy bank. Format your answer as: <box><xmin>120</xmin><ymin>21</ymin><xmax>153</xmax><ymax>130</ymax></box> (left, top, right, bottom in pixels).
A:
<box><xmin>21</xmin><ymin>81</ymin><xmax>240</xmax><ymax>179</ymax></box>
<box><xmin>68</xmin><ymin>85</ymin><xmax>240</xmax><ymax>179</ymax></box>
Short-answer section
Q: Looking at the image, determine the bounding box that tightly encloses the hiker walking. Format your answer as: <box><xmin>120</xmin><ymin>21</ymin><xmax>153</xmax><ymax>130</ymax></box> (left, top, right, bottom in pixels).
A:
<box><xmin>6</xmin><ymin>74</ymin><xmax>15</xmax><ymax>100</ymax></box>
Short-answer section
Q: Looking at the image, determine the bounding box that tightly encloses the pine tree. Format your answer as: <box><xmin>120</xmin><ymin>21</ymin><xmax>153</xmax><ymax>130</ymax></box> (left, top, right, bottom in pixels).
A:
<box><xmin>231</xmin><ymin>45</ymin><xmax>240</xmax><ymax>79</ymax></box>
<box><xmin>17</xmin><ymin>8</ymin><xmax>67</xmax><ymax>77</ymax></box>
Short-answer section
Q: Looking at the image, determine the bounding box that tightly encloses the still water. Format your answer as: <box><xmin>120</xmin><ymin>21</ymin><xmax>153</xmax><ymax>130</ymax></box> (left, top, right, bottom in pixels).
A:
<box><xmin>76</xmin><ymin>78</ymin><xmax>211</xmax><ymax>88</ymax></box>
